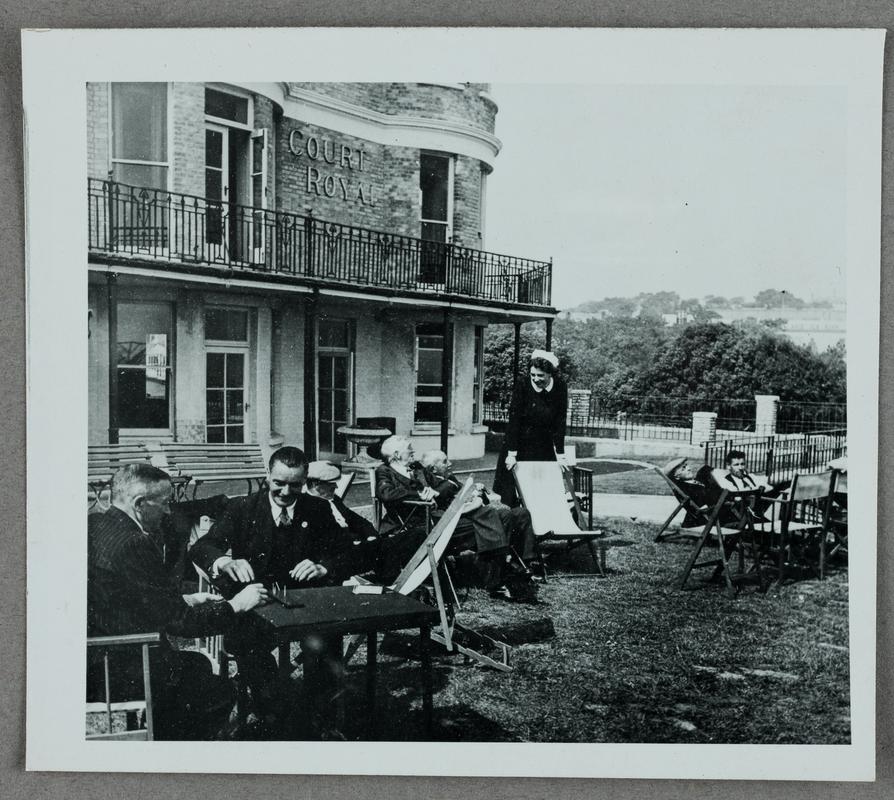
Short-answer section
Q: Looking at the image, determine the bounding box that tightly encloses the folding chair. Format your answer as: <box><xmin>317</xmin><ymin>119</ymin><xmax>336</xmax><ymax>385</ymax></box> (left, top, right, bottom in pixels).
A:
<box><xmin>565</xmin><ymin>446</ymin><xmax>594</xmax><ymax>532</ymax></box>
<box><xmin>654</xmin><ymin>468</ymin><xmax>716</xmax><ymax>543</ymax></box>
<box><xmin>752</xmin><ymin>470</ymin><xmax>836</xmax><ymax>583</ymax></box>
<box><xmin>86</xmin><ymin>633</ymin><xmax>160</xmax><ymax>740</ymax></box>
<box><xmin>334</xmin><ymin>471</ymin><xmax>355</xmax><ymax>501</ymax></box>
<box><xmin>678</xmin><ymin>486</ymin><xmax>768</xmax><ymax>597</ymax></box>
<box><xmin>513</xmin><ymin>461</ymin><xmax>607</xmax><ymax>581</ymax></box>
<box><xmin>367</xmin><ymin>467</ymin><xmax>435</xmax><ymax>537</ymax></box>
<box><xmin>348</xmin><ymin>478</ymin><xmax>514</xmax><ymax>672</ymax></box>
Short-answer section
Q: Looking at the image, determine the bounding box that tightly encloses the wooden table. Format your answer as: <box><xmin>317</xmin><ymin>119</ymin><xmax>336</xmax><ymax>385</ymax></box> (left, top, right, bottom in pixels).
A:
<box><xmin>251</xmin><ymin>586</ymin><xmax>440</xmax><ymax>737</ymax></box>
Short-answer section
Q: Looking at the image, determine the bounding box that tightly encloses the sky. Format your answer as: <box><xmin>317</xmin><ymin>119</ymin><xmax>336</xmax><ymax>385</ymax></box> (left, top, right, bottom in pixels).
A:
<box><xmin>484</xmin><ymin>84</ymin><xmax>847</xmax><ymax>312</ymax></box>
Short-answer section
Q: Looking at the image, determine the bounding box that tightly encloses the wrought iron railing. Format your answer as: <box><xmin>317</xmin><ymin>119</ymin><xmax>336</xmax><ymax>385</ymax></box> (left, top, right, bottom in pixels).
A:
<box><xmin>702</xmin><ymin>429</ymin><xmax>847</xmax><ymax>484</ymax></box>
<box><xmin>87</xmin><ymin>178</ymin><xmax>553</xmax><ymax>307</ymax></box>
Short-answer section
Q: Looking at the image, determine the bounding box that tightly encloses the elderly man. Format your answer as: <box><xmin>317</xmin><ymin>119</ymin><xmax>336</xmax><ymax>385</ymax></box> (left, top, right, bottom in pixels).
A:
<box><xmin>421</xmin><ymin>449</ymin><xmax>537</xmax><ymax>564</ymax></box>
<box><xmin>88</xmin><ymin>463</ymin><xmax>268</xmax><ymax>740</ymax></box>
<box><xmin>375</xmin><ymin>435</ymin><xmax>535</xmax><ymax>600</ymax></box>
<box><xmin>190</xmin><ymin>446</ymin><xmax>349</xmax><ymax>728</ymax></box>
<box><xmin>661</xmin><ymin>456</ymin><xmax>719</xmax><ymax>527</ymax></box>
<box><xmin>305</xmin><ymin>460</ymin><xmax>378</xmax><ymax>575</ymax></box>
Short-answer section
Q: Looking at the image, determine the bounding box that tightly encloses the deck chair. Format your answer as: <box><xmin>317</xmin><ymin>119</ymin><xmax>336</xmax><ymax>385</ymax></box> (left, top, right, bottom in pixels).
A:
<box><xmin>348</xmin><ymin>477</ymin><xmax>514</xmax><ymax>672</ymax></box>
<box><xmin>513</xmin><ymin>461</ymin><xmax>607</xmax><ymax>581</ymax></box>
<box><xmin>752</xmin><ymin>470</ymin><xmax>836</xmax><ymax>583</ymax></box>
<box><xmin>678</xmin><ymin>486</ymin><xmax>768</xmax><ymax>597</ymax></box>
<box><xmin>86</xmin><ymin>633</ymin><xmax>160</xmax><ymax>740</ymax></box>
<box><xmin>653</xmin><ymin>468</ymin><xmax>720</xmax><ymax>543</ymax></box>
<box><xmin>334</xmin><ymin>470</ymin><xmax>355</xmax><ymax>500</ymax></box>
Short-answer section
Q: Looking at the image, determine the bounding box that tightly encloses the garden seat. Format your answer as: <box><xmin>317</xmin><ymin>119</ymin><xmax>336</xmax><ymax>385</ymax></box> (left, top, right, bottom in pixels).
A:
<box><xmin>512</xmin><ymin>460</ymin><xmax>607</xmax><ymax>580</ymax></box>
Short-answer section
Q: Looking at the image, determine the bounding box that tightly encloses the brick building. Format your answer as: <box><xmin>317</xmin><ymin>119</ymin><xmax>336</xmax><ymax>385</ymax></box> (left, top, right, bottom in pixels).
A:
<box><xmin>87</xmin><ymin>82</ymin><xmax>556</xmax><ymax>462</ymax></box>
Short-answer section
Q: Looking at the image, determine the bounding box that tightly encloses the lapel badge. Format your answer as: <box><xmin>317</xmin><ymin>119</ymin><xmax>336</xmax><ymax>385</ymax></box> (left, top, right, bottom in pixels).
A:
<box><xmin>301</xmin><ymin>520</ymin><xmax>308</xmax><ymax>528</ymax></box>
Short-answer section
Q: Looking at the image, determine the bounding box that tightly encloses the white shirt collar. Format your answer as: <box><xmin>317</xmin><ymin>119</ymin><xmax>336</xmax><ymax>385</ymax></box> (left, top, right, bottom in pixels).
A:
<box><xmin>390</xmin><ymin>461</ymin><xmax>412</xmax><ymax>478</ymax></box>
<box><xmin>531</xmin><ymin>376</ymin><xmax>554</xmax><ymax>394</ymax></box>
<box><xmin>269</xmin><ymin>493</ymin><xmax>296</xmax><ymax>524</ymax></box>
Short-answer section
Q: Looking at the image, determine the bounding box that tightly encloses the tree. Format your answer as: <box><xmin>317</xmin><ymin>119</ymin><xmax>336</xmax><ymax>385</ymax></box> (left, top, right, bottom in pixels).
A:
<box><xmin>753</xmin><ymin>289</ymin><xmax>806</xmax><ymax>309</ymax></box>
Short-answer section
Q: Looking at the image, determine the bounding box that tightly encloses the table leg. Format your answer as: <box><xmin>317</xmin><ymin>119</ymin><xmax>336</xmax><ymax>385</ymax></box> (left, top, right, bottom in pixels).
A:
<box><xmin>366</xmin><ymin>631</ymin><xmax>377</xmax><ymax>739</ymax></box>
<box><xmin>420</xmin><ymin>623</ymin><xmax>432</xmax><ymax>738</ymax></box>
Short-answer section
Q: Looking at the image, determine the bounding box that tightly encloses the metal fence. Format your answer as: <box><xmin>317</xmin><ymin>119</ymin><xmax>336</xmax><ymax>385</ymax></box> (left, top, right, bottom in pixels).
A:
<box><xmin>777</xmin><ymin>401</ymin><xmax>847</xmax><ymax>434</ymax></box>
<box><xmin>88</xmin><ymin>178</ymin><xmax>553</xmax><ymax>307</ymax></box>
<box><xmin>702</xmin><ymin>429</ymin><xmax>847</xmax><ymax>484</ymax></box>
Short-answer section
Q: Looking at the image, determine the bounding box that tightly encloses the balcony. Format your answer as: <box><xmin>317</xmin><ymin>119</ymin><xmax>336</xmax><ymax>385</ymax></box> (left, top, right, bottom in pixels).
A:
<box><xmin>87</xmin><ymin>178</ymin><xmax>553</xmax><ymax>310</ymax></box>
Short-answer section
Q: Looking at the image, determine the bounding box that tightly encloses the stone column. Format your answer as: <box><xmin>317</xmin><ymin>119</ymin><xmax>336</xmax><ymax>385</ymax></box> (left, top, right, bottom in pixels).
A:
<box><xmin>691</xmin><ymin>411</ymin><xmax>717</xmax><ymax>445</ymax></box>
<box><xmin>754</xmin><ymin>394</ymin><xmax>780</xmax><ymax>436</ymax></box>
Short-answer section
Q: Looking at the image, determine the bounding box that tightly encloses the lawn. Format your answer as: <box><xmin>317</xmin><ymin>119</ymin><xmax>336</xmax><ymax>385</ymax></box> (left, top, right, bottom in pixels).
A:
<box><xmin>321</xmin><ymin>515</ymin><xmax>851</xmax><ymax>744</ymax></box>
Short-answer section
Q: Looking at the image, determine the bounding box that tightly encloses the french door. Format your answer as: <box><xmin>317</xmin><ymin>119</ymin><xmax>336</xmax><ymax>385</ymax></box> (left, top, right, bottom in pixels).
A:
<box><xmin>205</xmin><ymin>348</ymin><xmax>248</xmax><ymax>443</ymax></box>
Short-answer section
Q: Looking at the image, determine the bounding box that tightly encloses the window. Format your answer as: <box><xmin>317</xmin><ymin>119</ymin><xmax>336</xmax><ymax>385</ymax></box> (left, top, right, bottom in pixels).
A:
<box><xmin>419</xmin><ymin>153</ymin><xmax>453</xmax><ymax>283</ymax></box>
<box><xmin>204</xmin><ymin>88</ymin><xmax>249</xmax><ymax>125</ymax></box>
<box><xmin>116</xmin><ymin>302</ymin><xmax>172</xmax><ymax>430</ymax></box>
<box><xmin>111</xmin><ymin>83</ymin><xmax>168</xmax><ymax>189</ymax></box>
<box><xmin>415</xmin><ymin>323</ymin><xmax>451</xmax><ymax>425</ymax></box>
<box><xmin>472</xmin><ymin>326</ymin><xmax>484</xmax><ymax>424</ymax></box>
<box><xmin>205</xmin><ymin>308</ymin><xmax>248</xmax><ymax>342</ymax></box>
<box><xmin>318</xmin><ymin>320</ymin><xmax>353</xmax><ymax>456</ymax></box>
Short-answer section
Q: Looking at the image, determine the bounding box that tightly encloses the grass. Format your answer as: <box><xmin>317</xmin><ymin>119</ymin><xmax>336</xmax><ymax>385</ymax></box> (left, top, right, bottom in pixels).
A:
<box><xmin>352</xmin><ymin>517</ymin><xmax>850</xmax><ymax>743</ymax></box>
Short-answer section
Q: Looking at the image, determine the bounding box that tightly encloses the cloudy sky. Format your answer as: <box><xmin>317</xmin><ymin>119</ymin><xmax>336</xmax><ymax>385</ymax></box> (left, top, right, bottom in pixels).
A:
<box><xmin>484</xmin><ymin>83</ymin><xmax>847</xmax><ymax>312</ymax></box>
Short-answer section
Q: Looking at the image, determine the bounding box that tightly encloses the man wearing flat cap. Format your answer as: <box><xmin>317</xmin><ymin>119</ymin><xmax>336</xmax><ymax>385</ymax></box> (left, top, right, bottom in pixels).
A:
<box><xmin>662</xmin><ymin>457</ymin><xmax>718</xmax><ymax>527</ymax></box>
<box><xmin>305</xmin><ymin>460</ymin><xmax>379</xmax><ymax>575</ymax></box>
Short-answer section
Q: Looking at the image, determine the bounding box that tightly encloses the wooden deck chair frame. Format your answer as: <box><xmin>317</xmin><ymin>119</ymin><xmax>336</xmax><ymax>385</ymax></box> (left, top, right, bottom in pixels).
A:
<box><xmin>678</xmin><ymin>487</ymin><xmax>769</xmax><ymax>597</ymax></box>
<box><xmin>756</xmin><ymin>470</ymin><xmax>836</xmax><ymax>583</ymax></box>
<box><xmin>367</xmin><ymin>467</ymin><xmax>436</xmax><ymax>537</ymax></box>
<box><xmin>86</xmin><ymin>633</ymin><xmax>160</xmax><ymax>740</ymax></box>
<box><xmin>348</xmin><ymin>477</ymin><xmax>513</xmax><ymax>672</ymax></box>
<box><xmin>512</xmin><ymin>461</ymin><xmax>607</xmax><ymax>581</ymax></box>
<box><xmin>654</xmin><ymin>468</ymin><xmax>715</xmax><ymax>543</ymax></box>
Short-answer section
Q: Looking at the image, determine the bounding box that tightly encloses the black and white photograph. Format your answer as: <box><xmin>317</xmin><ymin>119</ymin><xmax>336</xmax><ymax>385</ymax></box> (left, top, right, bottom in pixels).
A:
<box><xmin>22</xmin><ymin>27</ymin><xmax>882</xmax><ymax>779</ymax></box>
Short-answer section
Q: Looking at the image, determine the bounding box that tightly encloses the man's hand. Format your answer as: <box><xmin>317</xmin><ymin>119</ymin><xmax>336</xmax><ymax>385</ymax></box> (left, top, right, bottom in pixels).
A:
<box><xmin>227</xmin><ymin>583</ymin><xmax>268</xmax><ymax>613</ymax></box>
<box><xmin>220</xmin><ymin>558</ymin><xmax>255</xmax><ymax>583</ymax></box>
<box><xmin>182</xmin><ymin>592</ymin><xmax>224</xmax><ymax>607</ymax></box>
<box><xmin>504</xmin><ymin>454</ymin><xmax>518</xmax><ymax>471</ymax></box>
<box><xmin>460</xmin><ymin>496</ymin><xmax>484</xmax><ymax>515</ymax></box>
<box><xmin>290</xmin><ymin>559</ymin><xmax>328</xmax><ymax>582</ymax></box>
<box><xmin>417</xmin><ymin>486</ymin><xmax>437</xmax><ymax>502</ymax></box>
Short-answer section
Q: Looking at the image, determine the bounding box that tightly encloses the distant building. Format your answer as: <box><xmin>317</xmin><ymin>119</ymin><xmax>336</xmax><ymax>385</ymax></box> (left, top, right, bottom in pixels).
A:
<box><xmin>86</xmin><ymin>82</ymin><xmax>556</xmax><ymax>460</ymax></box>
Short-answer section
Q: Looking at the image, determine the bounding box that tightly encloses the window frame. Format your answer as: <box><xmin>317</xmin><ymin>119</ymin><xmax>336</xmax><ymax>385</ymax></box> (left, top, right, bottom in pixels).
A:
<box><xmin>108</xmin><ymin>82</ymin><xmax>172</xmax><ymax>191</ymax></box>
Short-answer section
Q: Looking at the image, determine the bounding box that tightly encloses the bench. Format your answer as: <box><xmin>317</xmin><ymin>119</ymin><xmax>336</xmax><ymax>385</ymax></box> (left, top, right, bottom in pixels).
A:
<box><xmin>88</xmin><ymin>443</ymin><xmax>157</xmax><ymax>509</ymax></box>
<box><xmin>161</xmin><ymin>442</ymin><xmax>267</xmax><ymax>499</ymax></box>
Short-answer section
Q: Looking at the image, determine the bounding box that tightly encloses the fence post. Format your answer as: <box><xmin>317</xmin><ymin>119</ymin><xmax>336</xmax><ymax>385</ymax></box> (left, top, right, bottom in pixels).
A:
<box><xmin>754</xmin><ymin>394</ymin><xmax>780</xmax><ymax>436</ymax></box>
<box><xmin>764</xmin><ymin>436</ymin><xmax>775</xmax><ymax>478</ymax></box>
<box><xmin>691</xmin><ymin>411</ymin><xmax>717</xmax><ymax>446</ymax></box>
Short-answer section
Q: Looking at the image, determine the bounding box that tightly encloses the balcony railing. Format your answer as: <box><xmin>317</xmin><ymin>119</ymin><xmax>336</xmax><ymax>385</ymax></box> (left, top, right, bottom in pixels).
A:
<box><xmin>88</xmin><ymin>178</ymin><xmax>553</xmax><ymax>308</ymax></box>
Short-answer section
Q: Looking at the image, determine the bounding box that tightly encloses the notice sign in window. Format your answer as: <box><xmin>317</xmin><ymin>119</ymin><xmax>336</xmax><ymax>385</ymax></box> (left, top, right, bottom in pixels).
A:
<box><xmin>145</xmin><ymin>333</ymin><xmax>167</xmax><ymax>398</ymax></box>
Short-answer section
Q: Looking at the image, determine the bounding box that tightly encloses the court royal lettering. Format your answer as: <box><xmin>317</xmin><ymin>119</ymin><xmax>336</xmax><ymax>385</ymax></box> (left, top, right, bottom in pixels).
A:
<box><xmin>289</xmin><ymin>129</ymin><xmax>374</xmax><ymax>206</ymax></box>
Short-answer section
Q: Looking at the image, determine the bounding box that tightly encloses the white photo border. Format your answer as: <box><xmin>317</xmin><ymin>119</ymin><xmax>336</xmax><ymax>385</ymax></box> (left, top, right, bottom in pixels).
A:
<box><xmin>22</xmin><ymin>27</ymin><xmax>883</xmax><ymax>779</ymax></box>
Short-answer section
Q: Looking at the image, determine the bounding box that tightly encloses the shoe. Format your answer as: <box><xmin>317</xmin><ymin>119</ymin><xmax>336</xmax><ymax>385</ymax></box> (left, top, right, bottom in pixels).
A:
<box><xmin>488</xmin><ymin>585</ymin><xmax>513</xmax><ymax>602</ymax></box>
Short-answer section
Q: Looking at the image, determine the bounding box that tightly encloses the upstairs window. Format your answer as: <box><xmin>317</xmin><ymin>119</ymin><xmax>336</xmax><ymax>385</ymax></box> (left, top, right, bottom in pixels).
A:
<box><xmin>111</xmin><ymin>83</ymin><xmax>168</xmax><ymax>190</ymax></box>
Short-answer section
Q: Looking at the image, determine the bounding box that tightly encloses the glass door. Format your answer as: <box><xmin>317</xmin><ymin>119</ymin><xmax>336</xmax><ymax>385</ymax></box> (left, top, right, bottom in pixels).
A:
<box><xmin>205</xmin><ymin>349</ymin><xmax>247</xmax><ymax>443</ymax></box>
<box><xmin>317</xmin><ymin>319</ymin><xmax>353</xmax><ymax>460</ymax></box>
<box><xmin>204</xmin><ymin>123</ymin><xmax>229</xmax><ymax>261</ymax></box>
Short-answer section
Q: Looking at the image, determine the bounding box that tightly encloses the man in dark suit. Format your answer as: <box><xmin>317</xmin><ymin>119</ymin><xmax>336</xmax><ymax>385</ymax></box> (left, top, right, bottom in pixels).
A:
<box><xmin>88</xmin><ymin>463</ymin><xmax>268</xmax><ymax>740</ymax></box>
<box><xmin>189</xmin><ymin>446</ymin><xmax>349</xmax><ymax>729</ymax></box>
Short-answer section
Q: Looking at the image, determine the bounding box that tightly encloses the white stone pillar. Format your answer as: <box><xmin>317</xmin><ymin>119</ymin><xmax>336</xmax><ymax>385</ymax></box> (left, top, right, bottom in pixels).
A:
<box><xmin>568</xmin><ymin>388</ymin><xmax>591</xmax><ymax>425</ymax></box>
<box><xmin>754</xmin><ymin>394</ymin><xmax>780</xmax><ymax>436</ymax></box>
<box><xmin>691</xmin><ymin>411</ymin><xmax>717</xmax><ymax>445</ymax></box>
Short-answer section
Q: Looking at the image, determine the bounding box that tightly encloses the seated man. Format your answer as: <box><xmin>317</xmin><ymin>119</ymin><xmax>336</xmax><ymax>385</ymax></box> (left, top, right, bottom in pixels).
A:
<box><xmin>661</xmin><ymin>456</ymin><xmax>718</xmax><ymax>528</ymax></box>
<box><xmin>190</xmin><ymin>446</ymin><xmax>350</xmax><ymax>729</ymax></box>
<box><xmin>375</xmin><ymin>435</ymin><xmax>534</xmax><ymax>600</ymax></box>
<box><xmin>709</xmin><ymin>449</ymin><xmax>789</xmax><ymax>525</ymax></box>
<box><xmin>305</xmin><ymin>459</ymin><xmax>379</xmax><ymax>575</ymax></box>
<box><xmin>88</xmin><ymin>464</ymin><xmax>268</xmax><ymax>740</ymax></box>
<box><xmin>420</xmin><ymin>449</ymin><xmax>537</xmax><ymax>565</ymax></box>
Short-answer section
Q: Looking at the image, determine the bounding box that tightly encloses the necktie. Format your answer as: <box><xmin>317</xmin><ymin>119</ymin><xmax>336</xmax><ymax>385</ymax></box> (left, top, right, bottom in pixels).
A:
<box><xmin>329</xmin><ymin>500</ymin><xmax>348</xmax><ymax>528</ymax></box>
<box><xmin>278</xmin><ymin>507</ymin><xmax>290</xmax><ymax>527</ymax></box>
